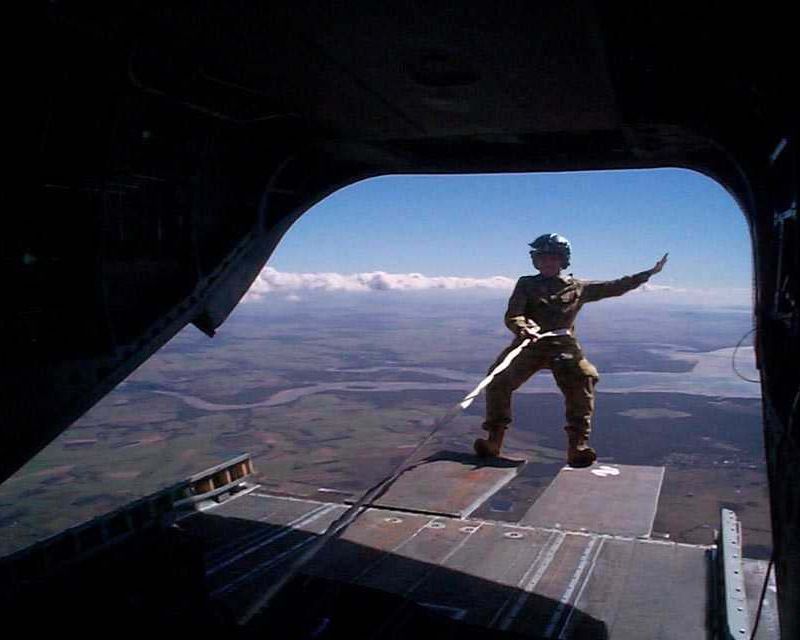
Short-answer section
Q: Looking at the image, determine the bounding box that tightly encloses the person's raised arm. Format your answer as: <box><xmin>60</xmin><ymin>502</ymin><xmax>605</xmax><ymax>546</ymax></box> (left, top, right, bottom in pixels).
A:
<box><xmin>582</xmin><ymin>253</ymin><xmax>668</xmax><ymax>303</ymax></box>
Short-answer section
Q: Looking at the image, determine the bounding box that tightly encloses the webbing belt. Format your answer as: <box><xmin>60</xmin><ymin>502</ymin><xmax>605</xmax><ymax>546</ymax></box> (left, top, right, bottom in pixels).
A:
<box><xmin>459</xmin><ymin>328</ymin><xmax>572</xmax><ymax>409</ymax></box>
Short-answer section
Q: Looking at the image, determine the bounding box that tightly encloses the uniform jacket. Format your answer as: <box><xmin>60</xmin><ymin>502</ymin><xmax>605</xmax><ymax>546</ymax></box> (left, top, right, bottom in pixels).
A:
<box><xmin>505</xmin><ymin>271</ymin><xmax>651</xmax><ymax>335</ymax></box>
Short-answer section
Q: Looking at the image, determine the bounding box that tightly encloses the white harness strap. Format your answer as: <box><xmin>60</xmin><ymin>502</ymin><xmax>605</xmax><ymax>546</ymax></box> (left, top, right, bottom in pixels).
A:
<box><xmin>459</xmin><ymin>329</ymin><xmax>572</xmax><ymax>410</ymax></box>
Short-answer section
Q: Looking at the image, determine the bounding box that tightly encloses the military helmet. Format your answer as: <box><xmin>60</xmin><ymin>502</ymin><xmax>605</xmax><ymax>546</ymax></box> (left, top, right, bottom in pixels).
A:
<box><xmin>529</xmin><ymin>233</ymin><xmax>571</xmax><ymax>268</ymax></box>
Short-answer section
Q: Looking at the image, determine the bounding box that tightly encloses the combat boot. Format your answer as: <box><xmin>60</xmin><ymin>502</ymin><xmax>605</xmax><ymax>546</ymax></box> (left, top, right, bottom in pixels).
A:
<box><xmin>474</xmin><ymin>425</ymin><xmax>506</xmax><ymax>458</ymax></box>
<box><xmin>565</xmin><ymin>427</ymin><xmax>596</xmax><ymax>468</ymax></box>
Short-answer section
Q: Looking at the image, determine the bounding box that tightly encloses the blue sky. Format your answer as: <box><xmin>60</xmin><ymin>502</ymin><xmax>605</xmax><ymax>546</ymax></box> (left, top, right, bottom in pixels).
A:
<box><xmin>265</xmin><ymin>168</ymin><xmax>752</xmax><ymax>298</ymax></box>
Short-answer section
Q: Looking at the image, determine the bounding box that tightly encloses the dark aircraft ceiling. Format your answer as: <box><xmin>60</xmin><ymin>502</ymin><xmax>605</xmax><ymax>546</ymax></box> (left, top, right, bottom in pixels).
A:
<box><xmin>51</xmin><ymin>2</ymin><xmax>792</xmax><ymax>175</ymax></box>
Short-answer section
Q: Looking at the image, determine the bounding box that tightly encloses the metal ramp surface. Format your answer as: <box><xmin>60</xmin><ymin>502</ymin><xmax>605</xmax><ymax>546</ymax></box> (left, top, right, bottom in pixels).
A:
<box><xmin>355</xmin><ymin>452</ymin><xmax>525</xmax><ymax>517</ymax></box>
<box><xmin>5</xmin><ymin>455</ymin><xmax>778</xmax><ymax>638</ymax></box>
<box><xmin>743</xmin><ymin>559</ymin><xmax>780</xmax><ymax>640</ymax></box>
<box><xmin>518</xmin><ymin>464</ymin><xmax>665</xmax><ymax>537</ymax></box>
<box><xmin>176</xmin><ymin>459</ymin><xmax>719</xmax><ymax>638</ymax></box>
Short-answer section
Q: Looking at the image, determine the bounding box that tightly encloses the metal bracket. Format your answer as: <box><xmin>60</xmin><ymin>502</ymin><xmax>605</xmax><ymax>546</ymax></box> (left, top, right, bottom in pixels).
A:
<box><xmin>174</xmin><ymin>453</ymin><xmax>255</xmax><ymax>509</ymax></box>
<box><xmin>0</xmin><ymin>453</ymin><xmax>255</xmax><ymax>586</ymax></box>
<box><xmin>719</xmin><ymin>508</ymin><xmax>752</xmax><ymax>639</ymax></box>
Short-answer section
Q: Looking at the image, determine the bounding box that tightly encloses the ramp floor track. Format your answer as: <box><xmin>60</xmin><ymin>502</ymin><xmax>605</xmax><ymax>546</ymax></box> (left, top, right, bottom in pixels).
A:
<box><xmin>181</xmin><ymin>489</ymin><xmax>713</xmax><ymax>638</ymax></box>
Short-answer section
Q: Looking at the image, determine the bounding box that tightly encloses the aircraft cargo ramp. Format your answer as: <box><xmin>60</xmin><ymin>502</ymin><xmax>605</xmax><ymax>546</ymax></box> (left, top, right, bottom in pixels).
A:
<box><xmin>1</xmin><ymin>454</ymin><xmax>779</xmax><ymax>638</ymax></box>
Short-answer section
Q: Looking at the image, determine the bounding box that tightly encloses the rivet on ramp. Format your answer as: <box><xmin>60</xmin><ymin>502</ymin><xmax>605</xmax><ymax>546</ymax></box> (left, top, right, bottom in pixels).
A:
<box><xmin>384</xmin><ymin>517</ymin><xmax>403</xmax><ymax>524</ymax></box>
<box><xmin>504</xmin><ymin>531</ymin><xmax>525</xmax><ymax>539</ymax></box>
<box><xmin>460</xmin><ymin>526</ymin><xmax>478</xmax><ymax>534</ymax></box>
<box><xmin>429</xmin><ymin>522</ymin><xmax>446</xmax><ymax>529</ymax></box>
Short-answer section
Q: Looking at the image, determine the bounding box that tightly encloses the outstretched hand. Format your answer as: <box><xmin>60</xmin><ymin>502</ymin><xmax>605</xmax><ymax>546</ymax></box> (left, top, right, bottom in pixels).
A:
<box><xmin>649</xmin><ymin>253</ymin><xmax>669</xmax><ymax>276</ymax></box>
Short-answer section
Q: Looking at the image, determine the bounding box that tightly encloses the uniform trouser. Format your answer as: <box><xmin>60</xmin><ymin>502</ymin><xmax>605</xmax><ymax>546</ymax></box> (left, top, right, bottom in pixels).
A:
<box><xmin>482</xmin><ymin>338</ymin><xmax>600</xmax><ymax>437</ymax></box>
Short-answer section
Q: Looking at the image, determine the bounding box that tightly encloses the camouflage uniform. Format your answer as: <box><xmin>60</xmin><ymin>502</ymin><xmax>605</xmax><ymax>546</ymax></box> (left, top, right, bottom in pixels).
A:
<box><xmin>483</xmin><ymin>270</ymin><xmax>652</xmax><ymax>438</ymax></box>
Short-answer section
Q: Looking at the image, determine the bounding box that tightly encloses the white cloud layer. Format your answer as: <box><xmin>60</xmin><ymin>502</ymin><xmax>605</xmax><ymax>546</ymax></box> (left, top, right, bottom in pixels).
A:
<box><xmin>242</xmin><ymin>267</ymin><xmax>751</xmax><ymax>307</ymax></box>
<box><xmin>243</xmin><ymin>267</ymin><xmax>516</xmax><ymax>301</ymax></box>
<box><xmin>637</xmin><ymin>282</ymin><xmax>685</xmax><ymax>293</ymax></box>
